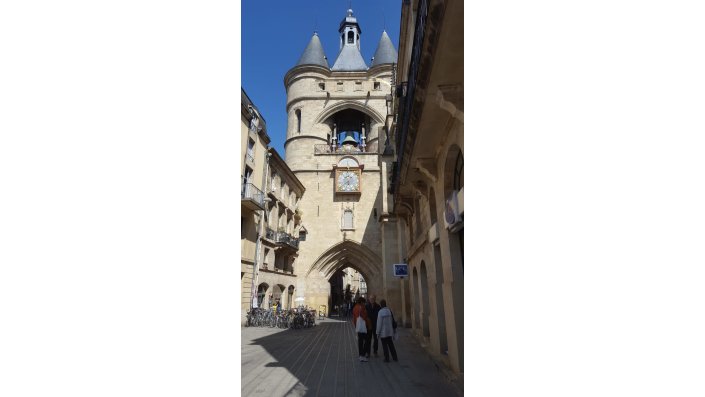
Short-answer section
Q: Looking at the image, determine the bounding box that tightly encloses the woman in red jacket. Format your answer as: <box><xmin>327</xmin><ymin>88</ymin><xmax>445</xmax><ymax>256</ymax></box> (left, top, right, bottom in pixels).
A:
<box><xmin>352</xmin><ymin>297</ymin><xmax>370</xmax><ymax>362</ymax></box>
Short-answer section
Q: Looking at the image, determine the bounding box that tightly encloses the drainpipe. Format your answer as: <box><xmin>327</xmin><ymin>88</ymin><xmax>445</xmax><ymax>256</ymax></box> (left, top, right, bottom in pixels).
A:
<box><xmin>251</xmin><ymin>148</ymin><xmax>272</xmax><ymax>309</ymax></box>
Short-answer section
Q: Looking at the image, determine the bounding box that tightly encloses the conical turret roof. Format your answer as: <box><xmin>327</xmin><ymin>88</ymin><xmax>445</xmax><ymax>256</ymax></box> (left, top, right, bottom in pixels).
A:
<box><xmin>296</xmin><ymin>32</ymin><xmax>329</xmax><ymax>68</ymax></box>
<box><xmin>370</xmin><ymin>31</ymin><xmax>398</xmax><ymax>67</ymax></box>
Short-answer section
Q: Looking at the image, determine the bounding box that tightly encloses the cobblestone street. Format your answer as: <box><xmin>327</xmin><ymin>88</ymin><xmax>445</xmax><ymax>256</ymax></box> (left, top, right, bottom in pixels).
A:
<box><xmin>241</xmin><ymin>317</ymin><xmax>463</xmax><ymax>397</ymax></box>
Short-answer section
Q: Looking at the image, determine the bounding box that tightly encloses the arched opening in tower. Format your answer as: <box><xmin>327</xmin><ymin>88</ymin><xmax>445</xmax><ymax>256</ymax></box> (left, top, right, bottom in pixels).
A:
<box><xmin>328</xmin><ymin>265</ymin><xmax>367</xmax><ymax>317</ymax></box>
<box><xmin>327</xmin><ymin>108</ymin><xmax>370</xmax><ymax>150</ymax></box>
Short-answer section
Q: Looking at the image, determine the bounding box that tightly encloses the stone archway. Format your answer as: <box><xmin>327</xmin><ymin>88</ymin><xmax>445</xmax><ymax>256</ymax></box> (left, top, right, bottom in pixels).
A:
<box><xmin>314</xmin><ymin>100</ymin><xmax>385</xmax><ymax>126</ymax></box>
<box><xmin>306</xmin><ymin>240</ymin><xmax>383</xmax><ymax>286</ymax></box>
<box><xmin>304</xmin><ymin>240</ymin><xmax>384</xmax><ymax>311</ymax></box>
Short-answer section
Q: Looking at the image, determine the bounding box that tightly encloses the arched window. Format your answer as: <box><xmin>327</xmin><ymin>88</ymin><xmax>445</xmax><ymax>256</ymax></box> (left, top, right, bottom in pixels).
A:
<box><xmin>454</xmin><ymin>152</ymin><xmax>464</xmax><ymax>191</ymax></box>
<box><xmin>257</xmin><ymin>283</ymin><xmax>269</xmax><ymax>307</ymax></box>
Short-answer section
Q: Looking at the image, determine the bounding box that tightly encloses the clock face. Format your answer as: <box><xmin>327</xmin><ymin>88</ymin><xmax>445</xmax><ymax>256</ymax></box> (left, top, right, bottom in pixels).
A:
<box><xmin>337</xmin><ymin>170</ymin><xmax>360</xmax><ymax>192</ymax></box>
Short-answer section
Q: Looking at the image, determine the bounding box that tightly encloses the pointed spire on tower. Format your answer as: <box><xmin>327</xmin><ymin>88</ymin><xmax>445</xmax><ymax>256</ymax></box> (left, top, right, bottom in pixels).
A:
<box><xmin>296</xmin><ymin>32</ymin><xmax>329</xmax><ymax>68</ymax></box>
<box><xmin>370</xmin><ymin>30</ymin><xmax>398</xmax><ymax>67</ymax></box>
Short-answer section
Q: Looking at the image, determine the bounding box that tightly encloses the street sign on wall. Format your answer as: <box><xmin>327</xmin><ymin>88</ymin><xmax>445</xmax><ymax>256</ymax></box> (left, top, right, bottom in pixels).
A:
<box><xmin>393</xmin><ymin>263</ymin><xmax>408</xmax><ymax>278</ymax></box>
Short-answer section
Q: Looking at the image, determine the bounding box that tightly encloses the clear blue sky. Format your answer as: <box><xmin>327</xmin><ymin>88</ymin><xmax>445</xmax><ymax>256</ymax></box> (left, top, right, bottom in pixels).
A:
<box><xmin>242</xmin><ymin>0</ymin><xmax>402</xmax><ymax>156</ymax></box>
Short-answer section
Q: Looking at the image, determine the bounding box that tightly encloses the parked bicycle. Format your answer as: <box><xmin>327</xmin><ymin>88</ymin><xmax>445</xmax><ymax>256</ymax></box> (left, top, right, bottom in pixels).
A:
<box><xmin>245</xmin><ymin>307</ymin><xmax>316</xmax><ymax>330</ymax></box>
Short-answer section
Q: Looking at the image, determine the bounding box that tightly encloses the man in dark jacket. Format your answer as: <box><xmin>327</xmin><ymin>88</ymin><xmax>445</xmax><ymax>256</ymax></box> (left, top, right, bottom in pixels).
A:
<box><xmin>365</xmin><ymin>294</ymin><xmax>381</xmax><ymax>357</ymax></box>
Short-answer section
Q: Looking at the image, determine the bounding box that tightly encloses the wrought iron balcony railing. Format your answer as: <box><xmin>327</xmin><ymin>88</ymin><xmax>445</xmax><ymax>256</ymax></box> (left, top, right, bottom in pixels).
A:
<box><xmin>264</xmin><ymin>227</ymin><xmax>300</xmax><ymax>250</ymax></box>
<box><xmin>241</xmin><ymin>179</ymin><xmax>264</xmax><ymax>209</ymax></box>
<box><xmin>314</xmin><ymin>144</ymin><xmax>365</xmax><ymax>155</ymax></box>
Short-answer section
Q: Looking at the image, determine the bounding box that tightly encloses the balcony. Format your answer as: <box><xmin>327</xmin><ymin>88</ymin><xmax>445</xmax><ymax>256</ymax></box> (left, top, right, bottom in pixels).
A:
<box><xmin>314</xmin><ymin>144</ymin><xmax>366</xmax><ymax>155</ymax></box>
<box><xmin>265</xmin><ymin>227</ymin><xmax>300</xmax><ymax>250</ymax></box>
<box><xmin>241</xmin><ymin>180</ymin><xmax>265</xmax><ymax>211</ymax></box>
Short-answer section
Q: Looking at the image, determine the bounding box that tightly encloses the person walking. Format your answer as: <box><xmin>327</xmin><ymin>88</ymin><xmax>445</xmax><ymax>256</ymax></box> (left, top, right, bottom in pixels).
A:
<box><xmin>365</xmin><ymin>294</ymin><xmax>381</xmax><ymax>358</ymax></box>
<box><xmin>376</xmin><ymin>299</ymin><xmax>398</xmax><ymax>363</ymax></box>
<box><xmin>352</xmin><ymin>297</ymin><xmax>370</xmax><ymax>362</ymax></box>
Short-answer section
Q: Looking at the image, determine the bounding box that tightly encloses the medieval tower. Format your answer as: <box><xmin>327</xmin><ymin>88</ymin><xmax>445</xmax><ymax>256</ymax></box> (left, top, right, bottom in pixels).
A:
<box><xmin>283</xmin><ymin>9</ymin><xmax>402</xmax><ymax>313</ymax></box>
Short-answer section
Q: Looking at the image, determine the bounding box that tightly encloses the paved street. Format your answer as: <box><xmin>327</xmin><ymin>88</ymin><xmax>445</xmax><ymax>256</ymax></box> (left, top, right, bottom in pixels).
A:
<box><xmin>241</xmin><ymin>317</ymin><xmax>463</xmax><ymax>397</ymax></box>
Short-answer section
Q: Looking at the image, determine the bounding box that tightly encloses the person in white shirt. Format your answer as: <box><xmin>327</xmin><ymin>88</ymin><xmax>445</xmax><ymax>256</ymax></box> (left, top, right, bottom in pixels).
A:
<box><xmin>375</xmin><ymin>299</ymin><xmax>398</xmax><ymax>362</ymax></box>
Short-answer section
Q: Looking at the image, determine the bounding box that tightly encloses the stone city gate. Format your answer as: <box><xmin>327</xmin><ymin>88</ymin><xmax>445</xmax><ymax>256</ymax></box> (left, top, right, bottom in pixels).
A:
<box><xmin>296</xmin><ymin>240</ymin><xmax>401</xmax><ymax>314</ymax></box>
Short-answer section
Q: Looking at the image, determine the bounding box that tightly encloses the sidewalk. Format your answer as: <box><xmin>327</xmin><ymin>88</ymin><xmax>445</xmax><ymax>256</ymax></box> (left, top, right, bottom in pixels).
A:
<box><xmin>242</xmin><ymin>317</ymin><xmax>463</xmax><ymax>397</ymax></box>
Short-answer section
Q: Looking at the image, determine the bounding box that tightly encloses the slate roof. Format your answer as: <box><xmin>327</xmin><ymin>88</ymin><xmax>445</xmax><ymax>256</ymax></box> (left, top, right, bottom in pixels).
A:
<box><xmin>370</xmin><ymin>31</ymin><xmax>398</xmax><ymax>67</ymax></box>
<box><xmin>331</xmin><ymin>45</ymin><xmax>368</xmax><ymax>71</ymax></box>
<box><xmin>296</xmin><ymin>33</ymin><xmax>329</xmax><ymax>68</ymax></box>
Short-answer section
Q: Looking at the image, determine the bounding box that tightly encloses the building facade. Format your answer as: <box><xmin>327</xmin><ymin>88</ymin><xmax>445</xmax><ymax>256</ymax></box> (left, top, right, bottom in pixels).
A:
<box><xmin>388</xmin><ymin>0</ymin><xmax>464</xmax><ymax>373</ymax></box>
<box><xmin>241</xmin><ymin>88</ymin><xmax>305</xmax><ymax>325</ymax></box>
<box><xmin>255</xmin><ymin>149</ymin><xmax>305</xmax><ymax>311</ymax></box>
<box><xmin>282</xmin><ymin>8</ymin><xmax>401</xmax><ymax>320</ymax></box>
<box><xmin>241</xmin><ymin>88</ymin><xmax>270</xmax><ymax>322</ymax></box>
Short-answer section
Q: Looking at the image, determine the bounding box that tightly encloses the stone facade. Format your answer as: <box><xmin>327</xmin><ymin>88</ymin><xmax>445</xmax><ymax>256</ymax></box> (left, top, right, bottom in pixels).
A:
<box><xmin>240</xmin><ymin>88</ymin><xmax>270</xmax><ymax>323</ymax></box>
<box><xmin>281</xmin><ymin>9</ymin><xmax>404</xmax><ymax>320</ymax></box>
<box><xmin>241</xmin><ymin>89</ymin><xmax>305</xmax><ymax>325</ymax></box>
<box><xmin>389</xmin><ymin>0</ymin><xmax>465</xmax><ymax>374</ymax></box>
<box><xmin>255</xmin><ymin>149</ymin><xmax>305</xmax><ymax>312</ymax></box>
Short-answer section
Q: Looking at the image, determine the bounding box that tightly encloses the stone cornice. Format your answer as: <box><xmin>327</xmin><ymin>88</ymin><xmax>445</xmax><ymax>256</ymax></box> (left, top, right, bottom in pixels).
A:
<box><xmin>284</xmin><ymin>135</ymin><xmax>327</xmax><ymax>147</ymax></box>
<box><xmin>284</xmin><ymin>64</ymin><xmax>394</xmax><ymax>88</ymax></box>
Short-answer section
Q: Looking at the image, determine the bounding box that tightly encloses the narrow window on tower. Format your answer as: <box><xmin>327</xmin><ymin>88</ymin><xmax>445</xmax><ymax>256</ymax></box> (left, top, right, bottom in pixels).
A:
<box><xmin>295</xmin><ymin>109</ymin><xmax>301</xmax><ymax>133</ymax></box>
<box><xmin>347</xmin><ymin>31</ymin><xmax>354</xmax><ymax>44</ymax></box>
<box><xmin>342</xmin><ymin>209</ymin><xmax>354</xmax><ymax>230</ymax></box>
